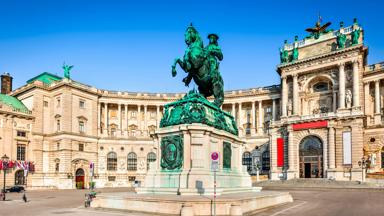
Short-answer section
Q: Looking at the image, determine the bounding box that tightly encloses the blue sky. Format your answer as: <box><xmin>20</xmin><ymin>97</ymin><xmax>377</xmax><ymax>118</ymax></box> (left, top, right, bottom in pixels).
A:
<box><xmin>0</xmin><ymin>0</ymin><xmax>383</xmax><ymax>93</ymax></box>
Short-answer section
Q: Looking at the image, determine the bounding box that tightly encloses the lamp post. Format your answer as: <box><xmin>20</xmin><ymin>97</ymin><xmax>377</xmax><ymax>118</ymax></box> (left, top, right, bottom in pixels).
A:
<box><xmin>358</xmin><ymin>157</ymin><xmax>367</xmax><ymax>182</ymax></box>
<box><xmin>2</xmin><ymin>154</ymin><xmax>9</xmax><ymax>201</ymax></box>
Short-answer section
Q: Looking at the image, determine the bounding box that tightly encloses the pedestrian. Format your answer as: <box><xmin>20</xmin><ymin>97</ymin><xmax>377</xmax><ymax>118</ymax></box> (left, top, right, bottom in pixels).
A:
<box><xmin>22</xmin><ymin>192</ymin><xmax>27</xmax><ymax>203</ymax></box>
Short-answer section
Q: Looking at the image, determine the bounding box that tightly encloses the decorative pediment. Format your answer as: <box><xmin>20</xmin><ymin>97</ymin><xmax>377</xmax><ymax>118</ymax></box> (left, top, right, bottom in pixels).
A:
<box><xmin>77</xmin><ymin>115</ymin><xmax>88</xmax><ymax>121</ymax></box>
<box><xmin>129</xmin><ymin>124</ymin><xmax>138</xmax><ymax>130</ymax></box>
<box><xmin>148</xmin><ymin>125</ymin><xmax>156</xmax><ymax>131</ymax></box>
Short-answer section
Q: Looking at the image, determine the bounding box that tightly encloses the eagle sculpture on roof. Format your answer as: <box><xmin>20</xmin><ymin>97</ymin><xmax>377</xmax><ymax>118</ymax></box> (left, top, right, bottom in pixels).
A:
<box><xmin>305</xmin><ymin>16</ymin><xmax>332</xmax><ymax>39</ymax></box>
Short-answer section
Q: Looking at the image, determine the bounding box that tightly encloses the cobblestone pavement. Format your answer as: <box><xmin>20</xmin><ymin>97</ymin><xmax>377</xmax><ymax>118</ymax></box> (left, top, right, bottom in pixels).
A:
<box><xmin>0</xmin><ymin>187</ymin><xmax>383</xmax><ymax>216</ymax></box>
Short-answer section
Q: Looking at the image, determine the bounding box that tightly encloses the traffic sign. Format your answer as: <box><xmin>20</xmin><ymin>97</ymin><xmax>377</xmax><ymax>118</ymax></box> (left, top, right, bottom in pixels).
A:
<box><xmin>211</xmin><ymin>152</ymin><xmax>219</xmax><ymax>161</ymax></box>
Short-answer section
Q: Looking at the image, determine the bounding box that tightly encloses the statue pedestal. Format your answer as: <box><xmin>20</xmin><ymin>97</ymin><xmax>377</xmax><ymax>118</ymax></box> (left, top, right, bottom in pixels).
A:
<box><xmin>137</xmin><ymin>123</ymin><xmax>258</xmax><ymax>195</ymax></box>
<box><xmin>90</xmin><ymin>91</ymin><xmax>292</xmax><ymax>215</ymax></box>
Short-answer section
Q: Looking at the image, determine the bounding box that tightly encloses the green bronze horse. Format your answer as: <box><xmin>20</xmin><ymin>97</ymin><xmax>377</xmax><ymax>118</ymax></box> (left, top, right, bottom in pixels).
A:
<box><xmin>171</xmin><ymin>25</ymin><xmax>224</xmax><ymax>108</ymax></box>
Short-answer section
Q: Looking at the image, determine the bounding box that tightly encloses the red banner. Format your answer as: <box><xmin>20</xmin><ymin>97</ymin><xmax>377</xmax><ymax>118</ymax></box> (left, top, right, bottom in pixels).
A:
<box><xmin>277</xmin><ymin>138</ymin><xmax>284</xmax><ymax>167</ymax></box>
<box><xmin>292</xmin><ymin>120</ymin><xmax>328</xmax><ymax>131</ymax></box>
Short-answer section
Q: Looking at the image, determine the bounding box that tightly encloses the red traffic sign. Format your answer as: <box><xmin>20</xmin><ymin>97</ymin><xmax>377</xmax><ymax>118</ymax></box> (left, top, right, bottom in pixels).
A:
<box><xmin>211</xmin><ymin>152</ymin><xmax>219</xmax><ymax>161</ymax></box>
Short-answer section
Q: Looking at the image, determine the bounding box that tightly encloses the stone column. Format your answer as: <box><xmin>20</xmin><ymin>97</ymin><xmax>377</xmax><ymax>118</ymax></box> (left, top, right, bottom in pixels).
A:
<box><xmin>258</xmin><ymin>100</ymin><xmax>263</xmax><ymax>134</ymax></box>
<box><xmin>292</xmin><ymin>74</ymin><xmax>298</xmax><ymax>115</ymax></box>
<box><xmin>352</xmin><ymin>60</ymin><xmax>360</xmax><ymax>107</ymax></box>
<box><xmin>118</xmin><ymin>103</ymin><xmax>121</xmax><ymax>135</ymax></box>
<box><xmin>251</xmin><ymin>101</ymin><xmax>256</xmax><ymax>134</ymax></box>
<box><xmin>144</xmin><ymin>105</ymin><xmax>148</xmax><ymax>134</ymax></box>
<box><xmin>332</xmin><ymin>91</ymin><xmax>337</xmax><ymax>112</ymax></box>
<box><xmin>375</xmin><ymin>80</ymin><xmax>381</xmax><ymax>114</ymax></box>
<box><xmin>338</xmin><ymin>63</ymin><xmax>346</xmax><ymax>109</ymax></box>
<box><xmin>125</xmin><ymin>104</ymin><xmax>128</xmax><ymax>136</ymax></box>
<box><xmin>328</xmin><ymin>127</ymin><xmax>335</xmax><ymax>169</ymax></box>
<box><xmin>238</xmin><ymin>103</ymin><xmax>243</xmax><ymax>133</ymax></box>
<box><xmin>137</xmin><ymin>105</ymin><xmax>141</xmax><ymax>132</ymax></box>
<box><xmin>281</xmin><ymin>76</ymin><xmax>287</xmax><ymax>116</ymax></box>
<box><xmin>104</xmin><ymin>103</ymin><xmax>108</xmax><ymax>134</ymax></box>
<box><xmin>232</xmin><ymin>103</ymin><xmax>236</xmax><ymax>117</ymax></box>
<box><xmin>156</xmin><ymin>105</ymin><xmax>160</xmax><ymax>127</ymax></box>
<box><xmin>272</xmin><ymin>99</ymin><xmax>276</xmax><ymax>121</ymax></box>
<box><xmin>97</xmin><ymin>103</ymin><xmax>101</xmax><ymax>134</ymax></box>
<box><xmin>288</xmin><ymin>129</ymin><xmax>295</xmax><ymax>172</ymax></box>
<box><xmin>364</xmin><ymin>83</ymin><xmax>370</xmax><ymax>115</ymax></box>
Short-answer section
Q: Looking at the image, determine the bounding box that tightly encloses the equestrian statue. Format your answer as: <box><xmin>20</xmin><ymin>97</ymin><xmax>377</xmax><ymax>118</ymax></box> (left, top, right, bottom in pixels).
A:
<box><xmin>171</xmin><ymin>24</ymin><xmax>224</xmax><ymax>108</ymax></box>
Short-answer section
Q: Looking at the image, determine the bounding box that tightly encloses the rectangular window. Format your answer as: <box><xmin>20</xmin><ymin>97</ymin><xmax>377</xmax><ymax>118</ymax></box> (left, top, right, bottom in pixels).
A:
<box><xmin>128</xmin><ymin>176</ymin><xmax>136</xmax><ymax>182</ymax></box>
<box><xmin>79</xmin><ymin>143</ymin><xmax>84</xmax><ymax>152</ymax></box>
<box><xmin>17</xmin><ymin>131</ymin><xmax>27</xmax><ymax>137</ymax></box>
<box><xmin>79</xmin><ymin>100</ymin><xmax>85</xmax><ymax>109</ymax></box>
<box><xmin>108</xmin><ymin>176</ymin><xmax>116</xmax><ymax>182</ymax></box>
<box><xmin>17</xmin><ymin>145</ymin><xmax>26</xmax><ymax>161</ymax></box>
<box><xmin>43</xmin><ymin>101</ymin><xmax>48</xmax><ymax>107</ymax></box>
<box><xmin>57</xmin><ymin>120</ymin><xmax>61</xmax><ymax>131</ymax></box>
<box><xmin>131</xmin><ymin>111</ymin><xmax>137</xmax><ymax>118</ymax></box>
<box><xmin>57</xmin><ymin>142</ymin><xmax>60</xmax><ymax>150</ymax></box>
<box><xmin>343</xmin><ymin>131</ymin><xmax>352</xmax><ymax>165</ymax></box>
<box><xmin>79</xmin><ymin>121</ymin><xmax>85</xmax><ymax>133</ymax></box>
<box><xmin>55</xmin><ymin>163</ymin><xmax>59</xmax><ymax>172</ymax></box>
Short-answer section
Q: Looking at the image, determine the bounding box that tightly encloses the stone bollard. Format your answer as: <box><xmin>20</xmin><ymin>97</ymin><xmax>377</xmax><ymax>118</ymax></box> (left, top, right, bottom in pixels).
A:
<box><xmin>181</xmin><ymin>203</ymin><xmax>194</xmax><ymax>216</ymax></box>
<box><xmin>230</xmin><ymin>203</ymin><xmax>243</xmax><ymax>216</ymax></box>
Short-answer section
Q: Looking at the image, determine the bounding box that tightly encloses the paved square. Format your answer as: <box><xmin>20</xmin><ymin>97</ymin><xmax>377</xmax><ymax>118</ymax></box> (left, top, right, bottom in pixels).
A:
<box><xmin>1</xmin><ymin>188</ymin><xmax>383</xmax><ymax>216</ymax></box>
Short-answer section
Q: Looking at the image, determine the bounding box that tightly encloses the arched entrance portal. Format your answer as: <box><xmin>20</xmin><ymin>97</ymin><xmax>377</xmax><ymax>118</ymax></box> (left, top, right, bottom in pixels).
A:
<box><xmin>299</xmin><ymin>136</ymin><xmax>323</xmax><ymax>178</ymax></box>
<box><xmin>75</xmin><ymin>168</ymin><xmax>85</xmax><ymax>189</ymax></box>
<box><xmin>15</xmin><ymin>170</ymin><xmax>25</xmax><ymax>185</ymax></box>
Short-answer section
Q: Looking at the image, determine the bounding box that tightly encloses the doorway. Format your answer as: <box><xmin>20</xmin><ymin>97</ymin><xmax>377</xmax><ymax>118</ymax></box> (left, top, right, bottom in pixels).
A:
<box><xmin>299</xmin><ymin>136</ymin><xmax>323</xmax><ymax>178</ymax></box>
<box><xmin>75</xmin><ymin>168</ymin><xmax>85</xmax><ymax>189</ymax></box>
<box><xmin>15</xmin><ymin>170</ymin><xmax>25</xmax><ymax>185</ymax></box>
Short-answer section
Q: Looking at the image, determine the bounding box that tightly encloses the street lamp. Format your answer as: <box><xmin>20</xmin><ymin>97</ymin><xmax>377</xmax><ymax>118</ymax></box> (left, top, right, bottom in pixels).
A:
<box><xmin>358</xmin><ymin>157</ymin><xmax>367</xmax><ymax>182</ymax></box>
<box><xmin>1</xmin><ymin>154</ymin><xmax>9</xmax><ymax>201</ymax></box>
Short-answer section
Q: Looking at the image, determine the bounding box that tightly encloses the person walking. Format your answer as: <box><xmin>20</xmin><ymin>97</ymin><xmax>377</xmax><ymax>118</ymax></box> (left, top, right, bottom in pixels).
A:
<box><xmin>22</xmin><ymin>192</ymin><xmax>27</xmax><ymax>203</ymax></box>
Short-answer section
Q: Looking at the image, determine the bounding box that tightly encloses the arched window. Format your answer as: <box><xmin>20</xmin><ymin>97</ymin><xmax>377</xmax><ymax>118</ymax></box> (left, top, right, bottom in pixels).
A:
<box><xmin>262</xmin><ymin>150</ymin><xmax>270</xmax><ymax>172</ymax></box>
<box><xmin>127</xmin><ymin>152</ymin><xmax>137</xmax><ymax>171</ymax></box>
<box><xmin>242</xmin><ymin>151</ymin><xmax>252</xmax><ymax>172</ymax></box>
<box><xmin>147</xmin><ymin>152</ymin><xmax>157</xmax><ymax>170</ymax></box>
<box><xmin>313</xmin><ymin>82</ymin><xmax>329</xmax><ymax>92</ymax></box>
<box><xmin>107</xmin><ymin>152</ymin><xmax>117</xmax><ymax>171</ymax></box>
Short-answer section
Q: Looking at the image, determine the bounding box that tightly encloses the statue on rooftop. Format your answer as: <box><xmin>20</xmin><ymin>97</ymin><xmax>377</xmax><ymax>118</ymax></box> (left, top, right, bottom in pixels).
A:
<box><xmin>351</xmin><ymin>28</ymin><xmax>361</xmax><ymax>45</ymax></box>
<box><xmin>63</xmin><ymin>63</ymin><xmax>74</xmax><ymax>79</ymax></box>
<box><xmin>336</xmin><ymin>32</ymin><xmax>346</xmax><ymax>49</ymax></box>
<box><xmin>171</xmin><ymin>24</ymin><xmax>224</xmax><ymax>108</ymax></box>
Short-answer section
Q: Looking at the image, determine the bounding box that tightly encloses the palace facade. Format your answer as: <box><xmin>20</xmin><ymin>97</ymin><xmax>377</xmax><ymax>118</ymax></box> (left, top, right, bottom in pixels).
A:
<box><xmin>0</xmin><ymin>19</ymin><xmax>383</xmax><ymax>189</ymax></box>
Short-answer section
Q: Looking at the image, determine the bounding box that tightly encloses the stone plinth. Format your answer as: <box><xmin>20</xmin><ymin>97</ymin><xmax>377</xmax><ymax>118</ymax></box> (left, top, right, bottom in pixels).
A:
<box><xmin>91</xmin><ymin>191</ymin><xmax>293</xmax><ymax>216</ymax></box>
<box><xmin>137</xmin><ymin>123</ymin><xmax>255</xmax><ymax>195</ymax></box>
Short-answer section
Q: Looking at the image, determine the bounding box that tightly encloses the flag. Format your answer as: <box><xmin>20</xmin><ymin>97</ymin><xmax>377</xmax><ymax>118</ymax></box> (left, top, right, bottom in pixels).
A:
<box><xmin>0</xmin><ymin>160</ymin><xmax>2</xmax><ymax>170</ymax></box>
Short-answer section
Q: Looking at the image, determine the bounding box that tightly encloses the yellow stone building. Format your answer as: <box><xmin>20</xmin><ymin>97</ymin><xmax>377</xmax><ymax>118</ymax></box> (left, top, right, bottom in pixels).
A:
<box><xmin>0</xmin><ymin>19</ymin><xmax>383</xmax><ymax>189</ymax></box>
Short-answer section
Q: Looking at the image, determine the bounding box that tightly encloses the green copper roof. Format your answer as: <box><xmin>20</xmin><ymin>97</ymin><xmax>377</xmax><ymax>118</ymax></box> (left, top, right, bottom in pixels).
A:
<box><xmin>0</xmin><ymin>94</ymin><xmax>30</xmax><ymax>113</ymax></box>
<box><xmin>27</xmin><ymin>72</ymin><xmax>62</xmax><ymax>85</ymax></box>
